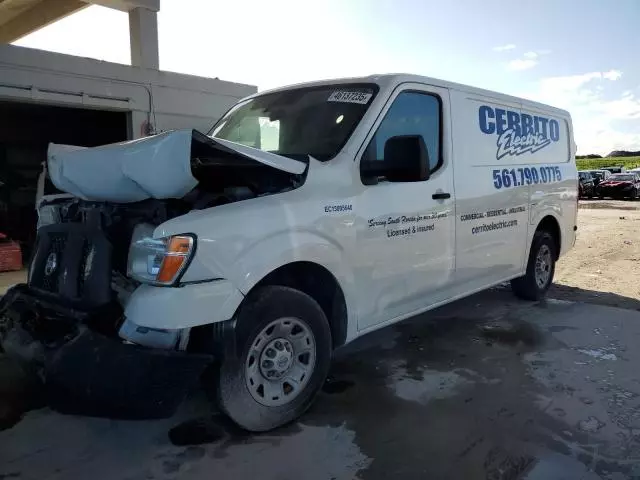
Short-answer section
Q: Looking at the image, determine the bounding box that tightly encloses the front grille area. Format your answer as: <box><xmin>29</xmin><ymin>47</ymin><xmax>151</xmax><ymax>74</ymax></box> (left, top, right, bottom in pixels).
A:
<box><xmin>38</xmin><ymin>232</ymin><xmax>68</xmax><ymax>293</ymax></box>
<box><xmin>28</xmin><ymin>224</ymin><xmax>112</xmax><ymax>309</ymax></box>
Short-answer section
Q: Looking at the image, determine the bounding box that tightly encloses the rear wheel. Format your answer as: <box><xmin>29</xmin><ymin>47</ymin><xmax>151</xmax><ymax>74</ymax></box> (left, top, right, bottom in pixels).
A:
<box><xmin>511</xmin><ymin>230</ymin><xmax>556</xmax><ymax>301</ymax></box>
<box><xmin>213</xmin><ymin>286</ymin><xmax>331</xmax><ymax>432</ymax></box>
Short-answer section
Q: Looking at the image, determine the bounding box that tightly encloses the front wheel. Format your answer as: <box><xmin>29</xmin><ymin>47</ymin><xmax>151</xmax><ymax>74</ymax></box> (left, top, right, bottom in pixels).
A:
<box><xmin>213</xmin><ymin>286</ymin><xmax>332</xmax><ymax>432</ymax></box>
<box><xmin>511</xmin><ymin>230</ymin><xmax>557</xmax><ymax>301</ymax></box>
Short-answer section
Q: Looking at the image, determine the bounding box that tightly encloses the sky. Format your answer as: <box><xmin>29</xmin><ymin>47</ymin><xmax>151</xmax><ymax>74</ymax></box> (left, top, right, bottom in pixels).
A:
<box><xmin>13</xmin><ymin>0</ymin><xmax>640</xmax><ymax>155</ymax></box>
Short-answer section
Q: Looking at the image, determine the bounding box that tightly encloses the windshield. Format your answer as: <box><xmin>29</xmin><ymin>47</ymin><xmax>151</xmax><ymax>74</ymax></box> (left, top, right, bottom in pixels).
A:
<box><xmin>209</xmin><ymin>84</ymin><xmax>378</xmax><ymax>161</ymax></box>
<box><xmin>608</xmin><ymin>174</ymin><xmax>635</xmax><ymax>181</ymax></box>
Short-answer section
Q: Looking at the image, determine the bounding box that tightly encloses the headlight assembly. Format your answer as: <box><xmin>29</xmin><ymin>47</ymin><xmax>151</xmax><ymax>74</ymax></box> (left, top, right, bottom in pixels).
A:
<box><xmin>127</xmin><ymin>224</ymin><xmax>195</xmax><ymax>286</ymax></box>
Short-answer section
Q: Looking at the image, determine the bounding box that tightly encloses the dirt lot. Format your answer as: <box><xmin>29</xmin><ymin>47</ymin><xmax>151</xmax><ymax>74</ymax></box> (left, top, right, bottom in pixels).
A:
<box><xmin>550</xmin><ymin>200</ymin><xmax>640</xmax><ymax>311</ymax></box>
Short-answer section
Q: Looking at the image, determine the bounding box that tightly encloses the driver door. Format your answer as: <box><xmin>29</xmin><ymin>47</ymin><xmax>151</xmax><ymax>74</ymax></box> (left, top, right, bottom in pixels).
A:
<box><xmin>354</xmin><ymin>85</ymin><xmax>455</xmax><ymax>331</ymax></box>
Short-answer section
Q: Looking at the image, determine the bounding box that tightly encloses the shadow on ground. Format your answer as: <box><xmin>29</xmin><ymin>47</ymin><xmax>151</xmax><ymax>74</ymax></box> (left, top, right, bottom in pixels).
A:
<box><xmin>548</xmin><ymin>284</ymin><xmax>640</xmax><ymax>312</ymax></box>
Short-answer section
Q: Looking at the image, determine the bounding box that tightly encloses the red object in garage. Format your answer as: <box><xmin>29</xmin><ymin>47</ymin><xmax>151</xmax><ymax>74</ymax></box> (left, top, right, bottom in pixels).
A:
<box><xmin>0</xmin><ymin>232</ymin><xmax>22</xmax><ymax>272</ymax></box>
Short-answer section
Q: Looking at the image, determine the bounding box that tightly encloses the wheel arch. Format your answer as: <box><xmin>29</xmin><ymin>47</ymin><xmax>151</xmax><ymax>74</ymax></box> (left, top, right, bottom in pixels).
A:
<box><xmin>536</xmin><ymin>215</ymin><xmax>561</xmax><ymax>259</ymax></box>
<box><xmin>248</xmin><ymin>261</ymin><xmax>349</xmax><ymax>349</ymax></box>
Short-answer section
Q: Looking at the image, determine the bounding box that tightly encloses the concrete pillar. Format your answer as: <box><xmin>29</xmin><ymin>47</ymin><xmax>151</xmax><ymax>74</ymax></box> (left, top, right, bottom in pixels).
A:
<box><xmin>128</xmin><ymin>7</ymin><xmax>159</xmax><ymax>69</ymax></box>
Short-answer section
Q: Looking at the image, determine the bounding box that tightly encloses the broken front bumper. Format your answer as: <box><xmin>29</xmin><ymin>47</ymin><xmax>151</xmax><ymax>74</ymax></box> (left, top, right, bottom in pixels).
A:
<box><xmin>0</xmin><ymin>285</ymin><xmax>213</xmax><ymax>419</ymax></box>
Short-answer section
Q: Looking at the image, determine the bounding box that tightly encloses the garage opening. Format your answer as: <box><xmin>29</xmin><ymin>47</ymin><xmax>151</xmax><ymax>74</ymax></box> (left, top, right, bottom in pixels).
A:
<box><xmin>0</xmin><ymin>101</ymin><xmax>129</xmax><ymax>277</ymax></box>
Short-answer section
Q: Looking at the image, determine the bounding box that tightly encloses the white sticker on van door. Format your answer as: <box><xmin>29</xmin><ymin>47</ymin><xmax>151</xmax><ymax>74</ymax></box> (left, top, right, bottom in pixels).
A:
<box><xmin>327</xmin><ymin>91</ymin><xmax>372</xmax><ymax>104</ymax></box>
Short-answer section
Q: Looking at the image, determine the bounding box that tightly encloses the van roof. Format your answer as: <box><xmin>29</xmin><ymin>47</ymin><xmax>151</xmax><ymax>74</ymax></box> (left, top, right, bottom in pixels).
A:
<box><xmin>250</xmin><ymin>73</ymin><xmax>570</xmax><ymax>118</ymax></box>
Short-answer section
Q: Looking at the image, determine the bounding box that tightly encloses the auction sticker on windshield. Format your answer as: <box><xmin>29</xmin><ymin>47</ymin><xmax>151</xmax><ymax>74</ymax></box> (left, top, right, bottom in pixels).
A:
<box><xmin>328</xmin><ymin>91</ymin><xmax>373</xmax><ymax>104</ymax></box>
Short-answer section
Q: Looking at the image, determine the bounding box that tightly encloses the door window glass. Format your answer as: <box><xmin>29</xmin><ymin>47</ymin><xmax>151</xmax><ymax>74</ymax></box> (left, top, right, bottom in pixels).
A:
<box><xmin>362</xmin><ymin>91</ymin><xmax>442</xmax><ymax>172</ymax></box>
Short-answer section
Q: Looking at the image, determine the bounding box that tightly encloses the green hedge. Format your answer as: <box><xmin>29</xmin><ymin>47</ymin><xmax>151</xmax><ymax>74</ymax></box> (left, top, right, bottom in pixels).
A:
<box><xmin>576</xmin><ymin>156</ymin><xmax>640</xmax><ymax>171</ymax></box>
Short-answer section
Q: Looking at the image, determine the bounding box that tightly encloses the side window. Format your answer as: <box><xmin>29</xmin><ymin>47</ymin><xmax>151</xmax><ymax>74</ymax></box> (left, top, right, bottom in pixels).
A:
<box><xmin>361</xmin><ymin>91</ymin><xmax>442</xmax><ymax>182</ymax></box>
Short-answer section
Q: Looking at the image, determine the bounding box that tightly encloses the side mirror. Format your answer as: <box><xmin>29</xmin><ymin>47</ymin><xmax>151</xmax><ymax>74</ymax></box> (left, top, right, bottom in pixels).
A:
<box><xmin>360</xmin><ymin>135</ymin><xmax>431</xmax><ymax>185</ymax></box>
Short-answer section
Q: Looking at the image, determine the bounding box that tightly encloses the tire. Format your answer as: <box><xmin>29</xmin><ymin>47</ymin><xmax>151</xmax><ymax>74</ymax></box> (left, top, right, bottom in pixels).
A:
<box><xmin>630</xmin><ymin>189</ymin><xmax>638</xmax><ymax>201</ymax></box>
<box><xmin>213</xmin><ymin>286</ymin><xmax>332</xmax><ymax>432</ymax></box>
<box><xmin>511</xmin><ymin>230</ymin><xmax>556</xmax><ymax>301</ymax></box>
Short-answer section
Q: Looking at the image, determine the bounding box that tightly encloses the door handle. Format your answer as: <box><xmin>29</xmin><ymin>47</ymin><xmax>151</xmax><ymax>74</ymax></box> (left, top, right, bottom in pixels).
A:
<box><xmin>432</xmin><ymin>192</ymin><xmax>451</xmax><ymax>200</ymax></box>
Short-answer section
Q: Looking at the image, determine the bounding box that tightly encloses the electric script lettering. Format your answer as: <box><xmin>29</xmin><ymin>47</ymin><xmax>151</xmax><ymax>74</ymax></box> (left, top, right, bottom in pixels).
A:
<box><xmin>478</xmin><ymin>106</ymin><xmax>561</xmax><ymax>160</ymax></box>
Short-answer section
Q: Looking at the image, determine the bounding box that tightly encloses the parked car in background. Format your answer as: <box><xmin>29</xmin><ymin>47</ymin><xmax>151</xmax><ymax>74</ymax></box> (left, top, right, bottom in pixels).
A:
<box><xmin>602</xmin><ymin>166</ymin><xmax>627</xmax><ymax>174</ymax></box>
<box><xmin>585</xmin><ymin>169</ymin><xmax>611</xmax><ymax>186</ymax></box>
<box><xmin>578</xmin><ymin>171</ymin><xmax>596</xmax><ymax>198</ymax></box>
<box><xmin>597</xmin><ymin>172</ymin><xmax>640</xmax><ymax>200</ymax></box>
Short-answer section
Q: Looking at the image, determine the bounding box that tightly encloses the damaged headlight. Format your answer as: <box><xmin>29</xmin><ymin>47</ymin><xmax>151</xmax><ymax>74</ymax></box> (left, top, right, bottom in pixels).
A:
<box><xmin>127</xmin><ymin>224</ymin><xmax>196</xmax><ymax>286</ymax></box>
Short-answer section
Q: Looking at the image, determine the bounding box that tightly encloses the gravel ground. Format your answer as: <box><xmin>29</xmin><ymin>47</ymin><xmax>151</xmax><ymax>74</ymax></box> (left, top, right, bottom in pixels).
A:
<box><xmin>549</xmin><ymin>200</ymin><xmax>640</xmax><ymax>311</ymax></box>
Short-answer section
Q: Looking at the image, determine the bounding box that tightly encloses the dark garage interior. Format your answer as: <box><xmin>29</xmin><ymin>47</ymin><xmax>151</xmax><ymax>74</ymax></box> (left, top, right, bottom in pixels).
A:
<box><xmin>0</xmin><ymin>101</ymin><xmax>129</xmax><ymax>262</ymax></box>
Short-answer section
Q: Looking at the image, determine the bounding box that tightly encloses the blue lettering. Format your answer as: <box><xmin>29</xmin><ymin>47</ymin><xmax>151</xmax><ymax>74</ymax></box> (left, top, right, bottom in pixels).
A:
<box><xmin>549</xmin><ymin>119</ymin><xmax>560</xmax><ymax>142</ymax></box>
<box><xmin>478</xmin><ymin>106</ymin><xmax>558</xmax><ymax>158</ymax></box>
<box><xmin>506</xmin><ymin>111</ymin><xmax>521</xmax><ymax>136</ymax></box>
<box><xmin>521</xmin><ymin>114</ymin><xmax>534</xmax><ymax>136</ymax></box>
<box><xmin>479</xmin><ymin>106</ymin><xmax>495</xmax><ymax>134</ymax></box>
<box><xmin>495</xmin><ymin>108</ymin><xmax>507</xmax><ymax>134</ymax></box>
<box><xmin>539</xmin><ymin>118</ymin><xmax>549</xmax><ymax>138</ymax></box>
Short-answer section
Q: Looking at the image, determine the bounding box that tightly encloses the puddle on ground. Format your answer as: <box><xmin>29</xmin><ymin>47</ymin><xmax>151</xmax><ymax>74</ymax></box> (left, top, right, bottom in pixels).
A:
<box><xmin>479</xmin><ymin>321</ymin><xmax>543</xmax><ymax>347</ymax></box>
<box><xmin>388</xmin><ymin>364</ymin><xmax>472</xmax><ymax>404</ymax></box>
<box><xmin>322</xmin><ymin>378</ymin><xmax>355</xmax><ymax>394</ymax></box>
<box><xmin>524</xmin><ymin>451</ymin><xmax>601</xmax><ymax>479</ymax></box>
<box><xmin>168</xmin><ymin>418</ymin><xmax>226</xmax><ymax>446</ymax></box>
<box><xmin>577</xmin><ymin>348</ymin><xmax>618</xmax><ymax>361</ymax></box>
<box><xmin>547</xmin><ymin>326</ymin><xmax>578</xmax><ymax>333</ymax></box>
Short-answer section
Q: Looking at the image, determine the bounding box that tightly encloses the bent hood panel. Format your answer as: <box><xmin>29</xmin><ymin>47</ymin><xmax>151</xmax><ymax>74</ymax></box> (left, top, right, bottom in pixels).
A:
<box><xmin>47</xmin><ymin>130</ymin><xmax>306</xmax><ymax>203</ymax></box>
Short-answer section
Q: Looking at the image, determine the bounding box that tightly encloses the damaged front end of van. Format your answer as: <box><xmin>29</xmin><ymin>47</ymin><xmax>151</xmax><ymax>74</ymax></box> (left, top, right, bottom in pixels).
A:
<box><xmin>0</xmin><ymin>129</ymin><xmax>307</xmax><ymax>419</ymax></box>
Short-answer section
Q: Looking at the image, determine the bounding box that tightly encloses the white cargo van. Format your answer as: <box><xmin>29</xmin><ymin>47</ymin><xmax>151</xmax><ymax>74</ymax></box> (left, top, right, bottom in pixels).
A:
<box><xmin>0</xmin><ymin>74</ymin><xmax>577</xmax><ymax>431</ymax></box>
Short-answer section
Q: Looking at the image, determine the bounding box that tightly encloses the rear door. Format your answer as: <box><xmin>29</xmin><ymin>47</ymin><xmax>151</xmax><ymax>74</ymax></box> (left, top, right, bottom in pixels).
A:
<box><xmin>354</xmin><ymin>84</ymin><xmax>455</xmax><ymax>331</ymax></box>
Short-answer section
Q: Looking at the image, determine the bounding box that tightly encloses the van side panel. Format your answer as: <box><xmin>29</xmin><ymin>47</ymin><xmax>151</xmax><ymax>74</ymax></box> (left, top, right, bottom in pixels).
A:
<box><xmin>520</xmin><ymin>106</ymin><xmax>577</xmax><ymax>259</ymax></box>
<box><xmin>450</xmin><ymin>92</ymin><xmax>530</xmax><ymax>290</ymax></box>
<box><xmin>450</xmin><ymin>89</ymin><xmax>576</xmax><ymax>293</ymax></box>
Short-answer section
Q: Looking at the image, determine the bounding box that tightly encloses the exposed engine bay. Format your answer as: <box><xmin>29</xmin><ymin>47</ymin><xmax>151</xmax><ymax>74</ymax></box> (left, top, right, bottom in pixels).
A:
<box><xmin>39</xmin><ymin>130</ymin><xmax>306</xmax><ymax>279</ymax></box>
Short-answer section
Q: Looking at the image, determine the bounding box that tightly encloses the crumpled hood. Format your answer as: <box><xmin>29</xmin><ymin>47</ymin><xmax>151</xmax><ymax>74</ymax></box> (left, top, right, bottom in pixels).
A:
<box><xmin>47</xmin><ymin>129</ymin><xmax>306</xmax><ymax>203</ymax></box>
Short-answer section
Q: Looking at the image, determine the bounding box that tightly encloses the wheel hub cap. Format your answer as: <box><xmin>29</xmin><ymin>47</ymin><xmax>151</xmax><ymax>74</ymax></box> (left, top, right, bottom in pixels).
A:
<box><xmin>535</xmin><ymin>244</ymin><xmax>552</xmax><ymax>288</ymax></box>
<box><xmin>245</xmin><ymin>317</ymin><xmax>316</xmax><ymax>407</ymax></box>
<box><xmin>259</xmin><ymin>338</ymin><xmax>294</xmax><ymax>379</ymax></box>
